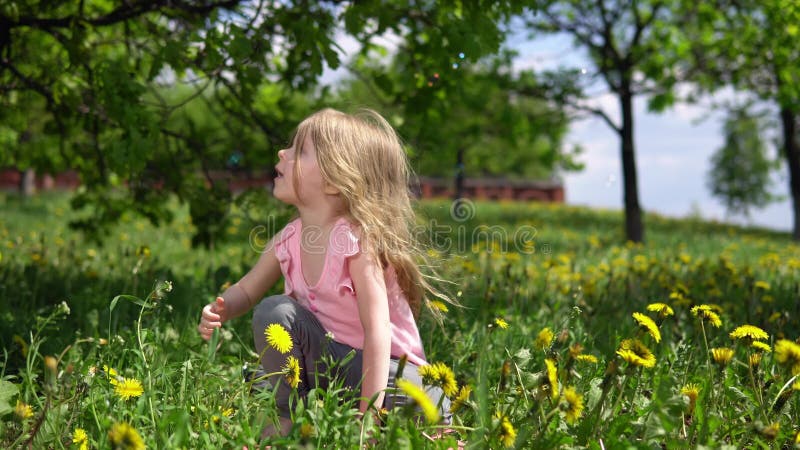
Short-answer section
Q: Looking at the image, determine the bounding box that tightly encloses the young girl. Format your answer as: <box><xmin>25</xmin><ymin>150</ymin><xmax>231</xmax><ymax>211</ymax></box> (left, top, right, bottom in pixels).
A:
<box><xmin>197</xmin><ymin>108</ymin><xmax>450</xmax><ymax>435</ymax></box>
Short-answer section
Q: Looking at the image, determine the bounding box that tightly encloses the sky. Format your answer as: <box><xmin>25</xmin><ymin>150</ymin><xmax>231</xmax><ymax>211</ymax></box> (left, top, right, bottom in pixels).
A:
<box><xmin>321</xmin><ymin>30</ymin><xmax>794</xmax><ymax>233</ymax></box>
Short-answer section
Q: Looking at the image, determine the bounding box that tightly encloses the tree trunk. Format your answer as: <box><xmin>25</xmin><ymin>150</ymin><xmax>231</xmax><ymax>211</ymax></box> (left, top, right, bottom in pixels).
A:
<box><xmin>453</xmin><ymin>146</ymin><xmax>465</xmax><ymax>201</ymax></box>
<box><xmin>19</xmin><ymin>169</ymin><xmax>36</xmax><ymax>197</ymax></box>
<box><xmin>619</xmin><ymin>87</ymin><xmax>644</xmax><ymax>242</ymax></box>
<box><xmin>780</xmin><ymin>107</ymin><xmax>800</xmax><ymax>240</ymax></box>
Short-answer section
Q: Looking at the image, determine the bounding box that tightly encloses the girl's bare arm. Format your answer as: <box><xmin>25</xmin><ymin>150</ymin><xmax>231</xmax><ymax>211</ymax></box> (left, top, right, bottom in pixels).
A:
<box><xmin>350</xmin><ymin>249</ymin><xmax>392</xmax><ymax>414</ymax></box>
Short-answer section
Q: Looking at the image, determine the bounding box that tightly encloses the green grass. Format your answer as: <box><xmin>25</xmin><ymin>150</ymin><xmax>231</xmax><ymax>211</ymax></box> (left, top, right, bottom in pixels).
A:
<box><xmin>1</xmin><ymin>192</ymin><xmax>800</xmax><ymax>449</ymax></box>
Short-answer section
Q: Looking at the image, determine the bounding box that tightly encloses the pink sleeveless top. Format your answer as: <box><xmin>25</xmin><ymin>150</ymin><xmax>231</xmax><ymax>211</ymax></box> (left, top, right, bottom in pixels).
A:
<box><xmin>274</xmin><ymin>217</ymin><xmax>427</xmax><ymax>366</ymax></box>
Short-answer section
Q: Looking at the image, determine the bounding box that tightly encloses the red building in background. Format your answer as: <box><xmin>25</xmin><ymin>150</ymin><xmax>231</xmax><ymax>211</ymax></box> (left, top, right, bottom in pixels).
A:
<box><xmin>0</xmin><ymin>169</ymin><xmax>564</xmax><ymax>203</ymax></box>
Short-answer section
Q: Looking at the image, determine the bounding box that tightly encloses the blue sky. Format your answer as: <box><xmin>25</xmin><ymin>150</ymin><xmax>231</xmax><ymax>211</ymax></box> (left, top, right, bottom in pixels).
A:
<box><xmin>322</xmin><ymin>30</ymin><xmax>794</xmax><ymax>233</ymax></box>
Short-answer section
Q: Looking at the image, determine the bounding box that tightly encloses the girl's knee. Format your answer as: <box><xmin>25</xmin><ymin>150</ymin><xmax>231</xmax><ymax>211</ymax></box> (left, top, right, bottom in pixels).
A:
<box><xmin>252</xmin><ymin>295</ymin><xmax>297</xmax><ymax>328</ymax></box>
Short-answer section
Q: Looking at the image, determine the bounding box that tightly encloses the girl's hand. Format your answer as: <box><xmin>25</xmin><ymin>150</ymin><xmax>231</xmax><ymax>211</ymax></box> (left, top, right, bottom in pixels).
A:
<box><xmin>198</xmin><ymin>296</ymin><xmax>226</xmax><ymax>340</ymax></box>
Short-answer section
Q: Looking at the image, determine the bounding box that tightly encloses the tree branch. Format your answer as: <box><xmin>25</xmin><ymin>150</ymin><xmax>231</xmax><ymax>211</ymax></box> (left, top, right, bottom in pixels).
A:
<box><xmin>0</xmin><ymin>59</ymin><xmax>54</xmax><ymax>104</ymax></box>
<box><xmin>9</xmin><ymin>0</ymin><xmax>243</xmax><ymax>30</ymax></box>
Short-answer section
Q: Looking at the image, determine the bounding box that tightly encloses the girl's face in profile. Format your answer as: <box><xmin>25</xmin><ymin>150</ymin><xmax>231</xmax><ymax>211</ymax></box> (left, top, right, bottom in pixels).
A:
<box><xmin>273</xmin><ymin>135</ymin><xmax>328</xmax><ymax>207</ymax></box>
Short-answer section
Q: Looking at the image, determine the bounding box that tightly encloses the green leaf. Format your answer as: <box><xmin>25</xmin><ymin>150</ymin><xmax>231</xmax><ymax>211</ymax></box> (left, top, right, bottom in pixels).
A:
<box><xmin>110</xmin><ymin>294</ymin><xmax>153</xmax><ymax>311</ymax></box>
<box><xmin>0</xmin><ymin>380</ymin><xmax>19</xmax><ymax>417</ymax></box>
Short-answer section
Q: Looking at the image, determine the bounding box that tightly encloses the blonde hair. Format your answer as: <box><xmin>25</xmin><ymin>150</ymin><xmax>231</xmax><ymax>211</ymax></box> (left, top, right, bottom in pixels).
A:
<box><xmin>291</xmin><ymin>108</ymin><xmax>439</xmax><ymax>316</ymax></box>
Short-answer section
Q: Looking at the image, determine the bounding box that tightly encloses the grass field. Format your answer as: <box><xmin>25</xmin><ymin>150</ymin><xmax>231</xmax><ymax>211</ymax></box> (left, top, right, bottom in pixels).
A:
<box><xmin>1</xmin><ymin>192</ymin><xmax>799</xmax><ymax>449</ymax></box>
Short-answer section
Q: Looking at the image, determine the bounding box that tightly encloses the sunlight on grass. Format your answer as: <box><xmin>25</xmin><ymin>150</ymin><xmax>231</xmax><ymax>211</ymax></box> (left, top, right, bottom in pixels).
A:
<box><xmin>1</xmin><ymin>193</ymin><xmax>800</xmax><ymax>448</ymax></box>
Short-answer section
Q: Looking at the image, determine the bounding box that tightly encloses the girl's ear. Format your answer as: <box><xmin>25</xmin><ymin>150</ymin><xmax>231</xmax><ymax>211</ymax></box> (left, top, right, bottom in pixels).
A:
<box><xmin>322</xmin><ymin>181</ymin><xmax>340</xmax><ymax>195</ymax></box>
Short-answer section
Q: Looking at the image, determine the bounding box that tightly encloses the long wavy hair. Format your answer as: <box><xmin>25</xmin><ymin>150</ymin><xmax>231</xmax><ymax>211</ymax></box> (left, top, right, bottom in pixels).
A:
<box><xmin>290</xmin><ymin>108</ymin><xmax>444</xmax><ymax>317</ymax></box>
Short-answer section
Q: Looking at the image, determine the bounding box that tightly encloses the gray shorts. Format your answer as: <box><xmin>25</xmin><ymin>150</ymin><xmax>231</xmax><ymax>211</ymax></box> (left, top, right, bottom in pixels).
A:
<box><xmin>251</xmin><ymin>295</ymin><xmax>452</xmax><ymax>423</ymax></box>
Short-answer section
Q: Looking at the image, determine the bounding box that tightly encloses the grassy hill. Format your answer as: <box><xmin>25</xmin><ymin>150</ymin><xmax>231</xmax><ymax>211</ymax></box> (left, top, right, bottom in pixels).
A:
<box><xmin>1</xmin><ymin>192</ymin><xmax>799</xmax><ymax>448</ymax></box>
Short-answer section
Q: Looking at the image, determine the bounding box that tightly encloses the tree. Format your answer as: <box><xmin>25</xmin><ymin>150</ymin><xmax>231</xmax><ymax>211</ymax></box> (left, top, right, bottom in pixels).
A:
<box><xmin>0</xmin><ymin>1</ymin><xmax>517</xmax><ymax>245</ymax></box>
<box><xmin>682</xmin><ymin>0</ymin><xmax>800</xmax><ymax>239</ymax></box>
<box><xmin>707</xmin><ymin>107</ymin><xmax>779</xmax><ymax>218</ymax></box>
<box><xmin>520</xmin><ymin>0</ymin><xmax>691</xmax><ymax>243</ymax></box>
<box><xmin>334</xmin><ymin>51</ymin><xmax>581</xmax><ymax>193</ymax></box>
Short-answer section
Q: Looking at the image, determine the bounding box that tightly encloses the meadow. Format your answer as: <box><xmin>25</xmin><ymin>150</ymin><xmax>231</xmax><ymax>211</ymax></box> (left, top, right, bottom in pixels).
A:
<box><xmin>1</xmin><ymin>191</ymin><xmax>799</xmax><ymax>449</ymax></box>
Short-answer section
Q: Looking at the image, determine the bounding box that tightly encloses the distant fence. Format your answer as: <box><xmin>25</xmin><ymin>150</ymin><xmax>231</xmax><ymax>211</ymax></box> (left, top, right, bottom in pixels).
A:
<box><xmin>0</xmin><ymin>169</ymin><xmax>564</xmax><ymax>202</ymax></box>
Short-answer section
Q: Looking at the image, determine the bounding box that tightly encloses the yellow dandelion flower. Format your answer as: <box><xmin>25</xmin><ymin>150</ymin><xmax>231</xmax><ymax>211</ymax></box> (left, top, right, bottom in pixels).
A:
<box><xmin>616</xmin><ymin>339</ymin><xmax>656</xmax><ymax>368</ymax></box>
<box><xmin>680</xmin><ymin>384</ymin><xmax>700</xmax><ymax>403</ymax></box>
<box><xmin>796</xmin><ymin>430</ymin><xmax>800</xmax><ymax>444</ymax></box>
<box><xmin>73</xmin><ymin>428</ymin><xmax>89</xmax><ymax>450</ymax></box>
<box><xmin>632</xmin><ymin>312</ymin><xmax>661</xmax><ymax>343</ymax></box>
<box><xmin>561</xmin><ymin>386</ymin><xmax>584</xmax><ymax>424</ymax></box>
<box><xmin>418</xmin><ymin>363</ymin><xmax>439</xmax><ymax>385</ymax></box>
<box><xmin>14</xmin><ymin>400</ymin><xmax>33</xmax><ymax>420</ymax></box>
<box><xmin>729</xmin><ymin>324</ymin><xmax>769</xmax><ymax>342</ymax></box>
<box><xmin>103</xmin><ymin>365</ymin><xmax>121</xmax><ymax>386</ymax></box>
<box><xmin>754</xmin><ymin>280</ymin><xmax>770</xmax><ymax>291</ymax></box>
<box><xmin>494</xmin><ymin>318</ymin><xmax>509</xmax><ymax>329</ymax></box>
<box><xmin>265</xmin><ymin>323</ymin><xmax>293</xmax><ymax>354</ymax></box>
<box><xmin>114</xmin><ymin>378</ymin><xmax>144</xmax><ymax>401</ymax></box>
<box><xmin>646</xmin><ymin>303</ymin><xmax>674</xmax><ymax>318</ymax></box>
<box><xmin>576</xmin><ymin>354</ymin><xmax>598</xmax><ymax>363</ymax></box>
<box><xmin>396</xmin><ymin>379</ymin><xmax>440</xmax><ymax>424</ymax></box>
<box><xmin>749</xmin><ymin>353</ymin><xmax>762</xmax><ymax>367</ymax></box>
<box><xmin>449</xmin><ymin>385</ymin><xmax>472</xmax><ymax>414</ymax></box>
<box><xmin>774</xmin><ymin>339</ymin><xmax>800</xmax><ymax>375</ymax></box>
<box><xmin>12</xmin><ymin>334</ymin><xmax>28</xmax><ymax>357</ymax></box>
<box><xmin>711</xmin><ymin>347</ymin><xmax>734</xmax><ymax>366</ymax></box>
<box><xmin>545</xmin><ymin>358</ymin><xmax>559</xmax><ymax>400</ymax></box>
<box><xmin>299</xmin><ymin>422</ymin><xmax>315</xmax><ymax>439</ymax></box>
<box><xmin>761</xmin><ymin>422</ymin><xmax>779</xmax><ymax>440</ymax></box>
<box><xmin>418</xmin><ymin>362</ymin><xmax>458</xmax><ymax>398</ymax></box>
<box><xmin>751</xmin><ymin>341</ymin><xmax>772</xmax><ymax>353</ymax></box>
<box><xmin>498</xmin><ymin>415</ymin><xmax>517</xmax><ymax>448</ymax></box>
<box><xmin>108</xmin><ymin>422</ymin><xmax>145</xmax><ymax>450</ymax></box>
<box><xmin>681</xmin><ymin>383</ymin><xmax>700</xmax><ymax>414</ymax></box>
<box><xmin>690</xmin><ymin>305</ymin><xmax>722</xmax><ymax>328</ymax></box>
<box><xmin>437</xmin><ymin>365</ymin><xmax>458</xmax><ymax>398</ymax></box>
<box><xmin>282</xmin><ymin>356</ymin><xmax>301</xmax><ymax>389</ymax></box>
<box><xmin>534</xmin><ymin>327</ymin><xmax>554</xmax><ymax>351</ymax></box>
<box><xmin>429</xmin><ymin>300</ymin><xmax>449</xmax><ymax>313</ymax></box>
